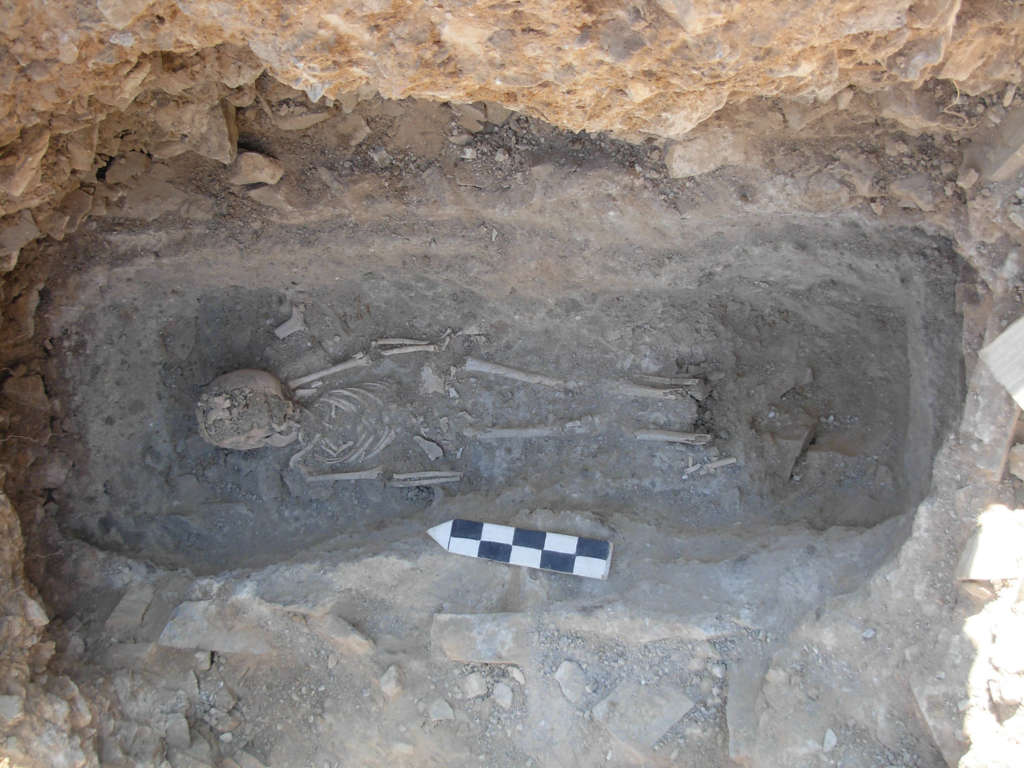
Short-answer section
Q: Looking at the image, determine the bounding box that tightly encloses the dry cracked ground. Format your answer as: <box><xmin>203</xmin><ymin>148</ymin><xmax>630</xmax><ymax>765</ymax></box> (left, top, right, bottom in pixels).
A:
<box><xmin>2</xmin><ymin>6</ymin><xmax>1024</xmax><ymax>768</ymax></box>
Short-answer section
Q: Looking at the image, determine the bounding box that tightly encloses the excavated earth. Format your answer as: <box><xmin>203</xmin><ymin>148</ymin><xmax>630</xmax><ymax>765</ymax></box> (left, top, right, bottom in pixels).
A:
<box><xmin>3</xmin><ymin>3</ymin><xmax>1024</xmax><ymax>768</ymax></box>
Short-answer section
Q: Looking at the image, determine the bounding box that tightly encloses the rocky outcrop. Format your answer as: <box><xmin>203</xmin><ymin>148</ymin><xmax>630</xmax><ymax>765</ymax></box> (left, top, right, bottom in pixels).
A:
<box><xmin>1</xmin><ymin>1</ymin><xmax>1023</xmax><ymax>266</ymax></box>
<box><xmin>0</xmin><ymin>490</ymin><xmax>95</xmax><ymax>768</ymax></box>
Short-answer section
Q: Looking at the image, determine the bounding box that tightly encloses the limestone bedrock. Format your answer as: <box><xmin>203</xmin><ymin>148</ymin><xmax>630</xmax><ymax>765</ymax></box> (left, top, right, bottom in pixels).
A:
<box><xmin>2</xmin><ymin>0</ymin><xmax>1022</xmax><ymax>149</ymax></box>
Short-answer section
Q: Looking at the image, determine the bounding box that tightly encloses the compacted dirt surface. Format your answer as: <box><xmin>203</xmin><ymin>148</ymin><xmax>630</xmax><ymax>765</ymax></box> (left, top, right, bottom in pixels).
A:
<box><xmin>6</xmin><ymin>91</ymin><xmax>997</xmax><ymax>768</ymax></box>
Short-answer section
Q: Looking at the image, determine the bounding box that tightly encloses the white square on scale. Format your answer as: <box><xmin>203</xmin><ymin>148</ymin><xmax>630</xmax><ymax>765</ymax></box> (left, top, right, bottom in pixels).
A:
<box><xmin>481</xmin><ymin>522</ymin><xmax>516</xmax><ymax>544</ymax></box>
<box><xmin>449</xmin><ymin>537</ymin><xmax>481</xmax><ymax>557</ymax></box>
<box><xmin>508</xmin><ymin>545</ymin><xmax>543</xmax><ymax>568</ymax></box>
<box><xmin>543</xmin><ymin>532</ymin><xmax>578</xmax><ymax>554</ymax></box>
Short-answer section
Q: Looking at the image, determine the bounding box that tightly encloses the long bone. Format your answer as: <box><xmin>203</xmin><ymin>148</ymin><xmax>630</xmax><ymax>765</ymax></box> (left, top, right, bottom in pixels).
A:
<box><xmin>388</xmin><ymin>470</ymin><xmax>463</xmax><ymax>487</ymax></box>
<box><xmin>634</xmin><ymin>429</ymin><xmax>713</xmax><ymax>445</ymax></box>
<box><xmin>463</xmin><ymin>357</ymin><xmax>574</xmax><ymax>390</ymax></box>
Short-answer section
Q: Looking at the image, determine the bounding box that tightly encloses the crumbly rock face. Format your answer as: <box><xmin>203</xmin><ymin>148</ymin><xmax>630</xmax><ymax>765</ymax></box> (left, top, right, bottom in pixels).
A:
<box><xmin>196</xmin><ymin>369</ymin><xmax>299</xmax><ymax>450</ymax></box>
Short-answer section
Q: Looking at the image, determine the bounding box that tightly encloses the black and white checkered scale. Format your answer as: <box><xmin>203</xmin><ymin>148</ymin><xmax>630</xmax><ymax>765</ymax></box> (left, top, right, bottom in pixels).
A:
<box><xmin>427</xmin><ymin>519</ymin><xmax>612</xmax><ymax>580</ymax></box>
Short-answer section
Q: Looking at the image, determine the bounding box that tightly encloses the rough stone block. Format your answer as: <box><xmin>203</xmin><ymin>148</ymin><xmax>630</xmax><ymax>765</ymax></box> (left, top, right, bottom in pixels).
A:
<box><xmin>228</xmin><ymin>152</ymin><xmax>284</xmax><ymax>186</ymax></box>
<box><xmin>963</xmin><ymin>105</ymin><xmax>1024</xmax><ymax>182</ymax></box>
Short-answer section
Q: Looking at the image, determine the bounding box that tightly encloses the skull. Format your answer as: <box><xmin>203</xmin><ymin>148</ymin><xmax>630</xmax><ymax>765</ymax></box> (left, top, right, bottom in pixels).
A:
<box><xmin>196</xmin><ymin>369</ymin><xmax>299</xmax><ymax>450</ymax></box>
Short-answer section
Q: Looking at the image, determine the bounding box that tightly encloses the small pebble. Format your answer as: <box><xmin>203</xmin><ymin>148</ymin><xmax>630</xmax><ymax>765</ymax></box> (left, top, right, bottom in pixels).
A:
<box><xmin>862</xmin><ymin>628</ymin><xmax>876</xmax><ymax>640</ymax></box>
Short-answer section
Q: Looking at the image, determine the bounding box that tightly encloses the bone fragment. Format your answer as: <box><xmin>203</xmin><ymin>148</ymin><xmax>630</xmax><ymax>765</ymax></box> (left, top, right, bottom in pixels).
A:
<box><xmin>303</xmin><ymin>466</ymin><xmax>384</xmax><ymax>482</ymax></box>
<box><xmin>685</xmin><ymin>457</ymin><xmax>738</xmax><ymax>477</ymax></box>
<box><xmin>414</xmin><ymin>435</ymin><xmax>444</xmax><ymax>460</ymax></box>
<box><xmin>464</xmin><ymin>357</ymin><xmax>572</xmax><ymax>389</ymax></box>
<box><xmin>464</xmin><ymin>426</ymin><xmax>563</xmax><ymax>439</ymax></box>
<box><xmin>288</xmin><ymin>438</ymin><xmax>319</xmax><ymax>470</ymax></box>
<box><xmin>609</xmin><ymin>382</ymin><xmax>690</xmax><ymax>399</ymax></box>
<box><xmin>632</xmin><ymin>374</ymin><xmax>702</xmax><ymax>387</ymax></box>
<box><xmin>704</xmin><ymin>457</ymin><xmax>738</xmax><ymax>471</ymax></box>
<box><xmin>634</xmin><ymin>429</ymin><xmax>712</xmax><ymax>445</ymax></box>
<box><xmin>287</xmin><ymin>353</ymin><xmax>371</xmax><ymax>389</ymax></box>
<box><xmin>274</xmin><ymin>305</ymin><xmax>306</xmax><ymax>339</ymax></box>
<box><xmin>379</xmin><ymin>344</ymin><xmax>437</xmax><ymax>356</ymax></box>
<box><xmin>374</xmin><ymin>337</ymin><xmax>432</xmax><ymax>346</ymax></box>
<box><xmin>389</xmin><ymin>471</ymin><xmax>463</xmax><ymax>487</ymax></box>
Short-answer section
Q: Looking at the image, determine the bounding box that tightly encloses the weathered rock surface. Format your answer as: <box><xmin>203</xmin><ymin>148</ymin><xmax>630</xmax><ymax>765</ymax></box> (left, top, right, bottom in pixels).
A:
<box><xmin>0</xmin><ymin>0</ymin><xmax>1021</xmax><ymax>260</ymax></box>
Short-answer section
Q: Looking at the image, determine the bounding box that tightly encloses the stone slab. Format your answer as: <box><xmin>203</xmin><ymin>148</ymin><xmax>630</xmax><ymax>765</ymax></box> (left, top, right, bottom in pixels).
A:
<box><xmin>591</xmin><ymin>678</ymin><xmax>695</xmax><ymax>750</ymax></box>
<box><xmin>430</xmin><ymin>612</ymin><xmax>531</xmax><ymax>665</ymax></box>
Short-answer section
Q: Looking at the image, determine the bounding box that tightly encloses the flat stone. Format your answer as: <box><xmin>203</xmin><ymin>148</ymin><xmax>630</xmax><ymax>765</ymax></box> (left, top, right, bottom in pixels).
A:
<box><xmin>0</xmin><ymin>695</ymin><xmax>23</xmax><ymax>724</ymax></box>
<box><xmin>592</xmin><ymin>678</ymin><xmax>695</xmax><ymax>751</ymax></box>
<box><xmin>228</xmin><ymin>152</ymin><xmax>284</xmax><ymax>186</ymax></box>
<box><xmin>2</xmin><ymin>374</ymin><xmax>49</xmax><ymax>411</ymax></box>
<box><xmin>0</xmin><ymin>210</ymin><xmax>41</xmax><ymax>266</ymax></box>
<box><xmin>165</xmin><ymin>713</ymin><xmax>191</xmax><ymax>750</ymax></box>
<box><xmin>232</xmin><ymin>752</ymin><xmax>268</xmax><ymax>768</ymax></box>
<box><xmin>106</xmin><ymin>151</ymin><xmax>151</xmax><ymax>185</ymax></box>
<box><xmin>484</xmin><ymin>101</ymin><xmax>514</xmax><ymax>125</ymax></box>
<box><xmin>158</xmin><ymin>600</ymin><xmax>274</xmax><ymax>655</ymax></box>
<box><xmin>194</xmin><ymin>102</ymin><xmax>238</xmax><ymax>165</ymax></box>
<box><xmin>105</xmin><ymin>583</ymin><xmax>155</xmax><ymax>637</ymax></box>
<box><xmin>956</xmin><ymin>505</ymin><xmax>1024</xmax><ymax>582</ymax></box>
<box><xmin>911</xmin><ymin>676</ymin><xmax>969</xmax><ymax>766</ymax></box>
<box><xmin>307</xmin><ymin>614</ymin><xmax>375</xmax><ymax>655</ymax></box>
<box><xmin>274</xmin><ymin>110</ymin><xmax>331</xmax><ymax>131</ymax></box>
<box><xmin>665</xmin><ymin>127</ymin><xmax>750</xmax><ymax>178</ymax></box>
<box><xmin>763</xmin><ymin>418</ymin><xmax>816</xmax><ymax>479</ymax></box>
<box><xmin>963</xmin><ymin>105</ymin><xmax>1024</xmax><ymax>182</ymax></box>
<box><xmin>554</xmin><ymin>660</ymin><xmax>586</xmax><ymax>704</ymax></box>
<box><xmin>725</xmin><ymin>650</ymin><xmax>770</xmax><ymax>764</ymax></box>
<box><xmin>889</xmin><ymin>173</ymin><xmax>937</xmax><ymax>212</ymax></box>
<box><xmin>981</xmin><ymin>317</ymin><xmax>1024</xmax><ymax>409</ymax></box>
<box><xmin>453</xmin><ymin>103</ymin><xmax>486</xmax><ymax>132</ymax></box>
<box><xmin>461</xmin><ymin>671</ymin><xmax>487</xmax><ymax>699</ymax></box>
<box><xmin>430</xmin><ymin>613</ymin><xmax>531</xmax><ymax>665</ymax></box>
<box><xmin>428</xmin><ymin>697</ymin><xmax>454</xmax><ymax>721</ymax></box>
<box><xmin>823</xmin><ymin>728</ymin><xmax>837</xmax><ymax>753</ymax></box>
<box><xmin>380</xmin><ymin>665</ymin><xmax>402</xmax><ymax>698</ymax></box>
<box><xmin>0</xmin><ymin>126</ymin><xmax>49</xmax><ymax>198</ymax></box>
<box><xmin>492</xmin><ymin>682</ymin><xmax>513</xmax><ymax>709</ymax></box>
